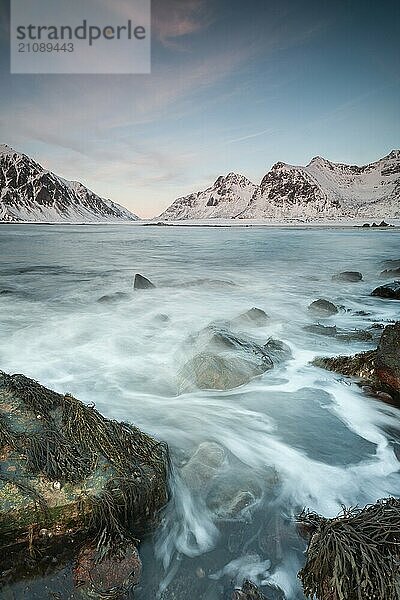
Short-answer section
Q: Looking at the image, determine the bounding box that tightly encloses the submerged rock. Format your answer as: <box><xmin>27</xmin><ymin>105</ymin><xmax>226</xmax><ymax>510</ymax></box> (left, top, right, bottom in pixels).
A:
<box><xmin>98</xmin><ymin>291</ymin><xmax>130</xmax><ymax>303</ymax></box>
<box><xmin>308</xmin><ymin>299</ymin><xmax>338</xmax><ymax>317</ymax></box>
<box><xmin>179</xmin><ymin>325</ymin><xmax>291</xmax><ymax>391</ymax></box>
<box><xmin>312</xmin><ymin>321</ymin><xmax>400</xmax><ymax>402</ymax></box>
<box><xmin>304</xmin><ymin>324</ymin><xmax>338</xmax><ymax>337</ymax></box>
<box><xmin>0</xmin><ymin>372</ymin><xmax>169</xmax><ymax>556</ymax></box>
<box><xmin>332</xmin><ymin>271</ymin><xmax>362</xmax><ymax>282</ymax></box>
<box><xmin>233</xmin><ymin>308</ymin><xmax>270</xmax><ymax>327</ymax></box>
<box><xmin>232</xmin><ymin>580</ymin><xmax>269</xmax><ymax>599</ymax></box>
<box><xmin>181</xmin><ymin>442</ymin><xmax>226</xmax><ymax>491</ymax></box>
<box><xmin>74</xmin><ymin>542</ymin><xmax>141</xmax><ymax>598</ymax></box>
<box><xmin>371</xmin><ymin>280</ymin><xmax>400</xmax><ymax>299</ymax></box>
<box><xmin>134</xmin><ymin>273</ymin><xmax>155</xmax><ymax>290</ymax></box>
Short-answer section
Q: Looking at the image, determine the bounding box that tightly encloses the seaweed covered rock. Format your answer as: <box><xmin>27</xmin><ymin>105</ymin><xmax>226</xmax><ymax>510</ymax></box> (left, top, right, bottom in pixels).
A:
<box><xmin>297</xmin><ymin>498</ymin><xmax>400</xmax><ymax>600</ymax></box>
<box><xmin>232</xmin><ymin>580</ymin><xmax>269</xmax><ymax>599</ymax></box>
<box><xmin>179</xmin><ymin>325</ymin><xmax>292</xmax><ymax>391</ymax></box>
<box><xmin>312</xmin><ymin>321</ymin><xmax>400</xmax><ymax>402</ymax></box>
<box><xmin>0</xmin><ymin>372</ymin><xmax>169</xmax><ymax>552</ymax></box>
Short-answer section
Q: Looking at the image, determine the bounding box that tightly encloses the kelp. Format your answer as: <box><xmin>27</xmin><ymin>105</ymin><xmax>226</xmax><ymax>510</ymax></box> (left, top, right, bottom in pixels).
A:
<box><xmin>297</xmin><ymin>497</ymin><xmax>400</xmax><ymax>600</ymax></box>
<box><xmin>0</xmin><ymin>371</ymin><xmax>169</xmax><ymax>553</ymax></box>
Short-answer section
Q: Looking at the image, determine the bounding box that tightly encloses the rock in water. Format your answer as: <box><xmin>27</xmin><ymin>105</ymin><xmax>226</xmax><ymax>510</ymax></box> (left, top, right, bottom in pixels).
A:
<box><xmin>232</xmin><ymin>580</ymin><xmax>269</xmax><ymax>599</ymax></box>
<box><xmin>312</xmin><ymin>321</ymin><xmax>400</xmax><ymax>403</ymax></box>
<box><xmin>332</xmin><ymin>271</ymin><xmax>363</xmax><ymax>282</ymax></box>
<box><xmin>371</xmin><ymin>280</ymin><xmax>400</xmax><ymax>299</ymax></box>
<box><xmin>74</xmin><ymin>542</ymin><xmax>141</xmax><ymax>598</ymax></box>
<box><xmin>304</xmin><ymin>324</ymin><xmax>338</xmax><ymax>337</ymax></box>
<box><xmin>0</xmin><ymin>372</ymin><xmax>169</xmax><ymax>556</ymax></box>
<box><xmin>134</xmin><ymin>273</ymin><xmax>155</xmax><ymax>290</ymax></box>
<box><xmin>181</xmin><ymin>442</ymin><xmax>226</xmax><ymax>491</ymax></box>
<box><xmin>233</xmin><ymin>308</ymin><xmax>270</xmax><ymax>326</ymax></box>
<box><xmin>375</xmin><ymin>321</ymin><xmax>400</xmax><ymax>394</ymax></box>
<box><xmin>308</xmin><ymin>299</ymin><xmax>338</xmax><ymax>316</ymax></box>
<box><xmin>179</xmin><ymin>325</ymin><xmax>291</xmax><ymax>391</ymax></box>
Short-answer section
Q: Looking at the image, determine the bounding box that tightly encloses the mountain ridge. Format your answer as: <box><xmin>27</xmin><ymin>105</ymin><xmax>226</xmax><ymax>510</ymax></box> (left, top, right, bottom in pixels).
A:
<box><xmin>0</xmin><ymin>144</ymin><xmax>138</xmax><ymax>223</ymax></box>
<box><xmin>160</xmin><ymin>151</ymin><xmax>400</xmax><ymax>221</ymax></box>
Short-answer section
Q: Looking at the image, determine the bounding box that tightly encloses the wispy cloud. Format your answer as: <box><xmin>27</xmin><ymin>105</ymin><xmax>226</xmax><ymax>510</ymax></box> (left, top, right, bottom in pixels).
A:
<box><xmin>153</xmin><ymin>0</ymin><xmax>213</xmax><ymax>48</ymax></box>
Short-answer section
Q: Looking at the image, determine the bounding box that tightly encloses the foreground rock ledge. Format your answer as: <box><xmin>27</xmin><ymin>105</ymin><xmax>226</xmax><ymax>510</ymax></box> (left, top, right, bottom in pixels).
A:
<box><xmin>0</xmin><ymin>371</ymin><xmax>169</xmax><ymax>554</ymax></box>
<box><xmin>312</xmin><ymin>321</ymin><xmax>400</xmax><ymax>403</ymax></box>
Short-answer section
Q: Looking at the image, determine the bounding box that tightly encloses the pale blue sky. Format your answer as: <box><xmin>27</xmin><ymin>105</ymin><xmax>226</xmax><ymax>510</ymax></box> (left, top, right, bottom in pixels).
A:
<box><xmin>0</xmin><ymin>0</ymin><xmax>399</xmax><ymax>217</ymax></box>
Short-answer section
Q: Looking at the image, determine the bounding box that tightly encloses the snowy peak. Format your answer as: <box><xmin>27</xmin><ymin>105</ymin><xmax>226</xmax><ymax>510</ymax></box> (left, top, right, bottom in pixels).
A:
<box><xmin>0</xmin><ymin>144</ymin><xmax>138</xmax><ymax>223</ymax></box>
<box><xmin>159</xmin><ymin>172</ymin><xmax>257</xmax><ymax>220</ymax></box>
<box><xmin>160</xmin><ymin>151</ymin><xmax>400</xmax><ymax>220</ymax></box>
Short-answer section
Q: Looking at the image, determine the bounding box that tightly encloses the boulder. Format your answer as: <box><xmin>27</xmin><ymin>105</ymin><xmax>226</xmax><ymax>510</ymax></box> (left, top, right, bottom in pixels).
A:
<box><xmin>179</xmin><ymin>325</ymin><xmax>291</xmax><ymax>391</ymax></box>
<box><xmin>308</xmin><ymin>299</ymin><xmax>338</xmax><ymax>317</ymax></box>
<box><xmin>0</xmin><ymin>372</ymin><xmax>169</xmax><ymax>557</ymax></box>
<box><xmin>232</xmin><ymin>580</ymin><xmax>269</xmax><ymax>599</ymax></box>
<box><xmin>371</xmin><ymin>281</ymin><xmax>400</xmax><ymax>299</ymax></box>
<box><xmin>134</xmin><ymin>273</ymin><xmax>155</xmax><ymax>290</ymax></box>
<box><xmin>304</xmin><ymin>324</ymin><xmax>373</xmax><ymax>342</ymax></box>
<box><xmin>332</xmin><ymin>271</ymin><xmax>362</xmax><ymax>282</ymax></box>
<box><xmin>312</xmin><ymin>321</ymin><xmax>400</xmax><ymax>402</ymax></box>
<box><xmin>233</xmin><ymin>308</ymin><xmax>270</xmax><ymax>327</ymax></box>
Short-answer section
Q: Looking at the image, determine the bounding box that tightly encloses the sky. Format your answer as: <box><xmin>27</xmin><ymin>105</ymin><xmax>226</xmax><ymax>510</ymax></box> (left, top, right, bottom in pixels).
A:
<box><xmin>0</xmin><ymin>0</ymin><xmax>399</xmax><ymax>218</ymax></box>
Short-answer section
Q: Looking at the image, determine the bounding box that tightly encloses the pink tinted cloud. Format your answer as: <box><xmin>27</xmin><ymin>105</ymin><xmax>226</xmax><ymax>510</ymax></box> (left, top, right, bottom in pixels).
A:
<box><xmin>153</xmin><ymin>0</ymin><xmax>213</xmax><ymax>47</ymax></box>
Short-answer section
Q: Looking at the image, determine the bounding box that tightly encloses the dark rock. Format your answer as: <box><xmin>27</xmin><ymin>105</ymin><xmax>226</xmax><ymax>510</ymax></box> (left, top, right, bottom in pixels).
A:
<box><xmin>232</xmin><ymin>580</ymin><xmax>269</xmax><ymax>599</ymax></box>
<box><xmin>74</xmin><ymin>542</ymin><xmax>141</xmax><ymax>598</ymax></box>
<box><xmin>97</xmin><ymin>291</ymin><xmax>129</xmax><ymax>303</ymax></box>
<box><xmin>179</xmin><ymin>326</ymin><xmax>291</xmax><ymax>391</ymax></box>
<box><xmin>332</xmin><ymin>271</ymin><xmax>362</xmax><ymax>282</ymax></box>
<box><xmin>380</xmin><ymin>268</ymin><xmax>400</xmax><ymax>278</ymax></box>
<box><xmin>155</xmin><ymin>313</ymin><xmax>170</xmax><ymax>323</ymax></box>
<box><xmin>134</xmin><ymin>273</ymin><xmax>155</xmax><ymax>290</ymax></box>
<box><xmin>233</xmin><ymin>308</ymin><xmax>270</xmax><ymax>326</ymax></box>
<box><xmin>304</xmin><ymin>324</ymin><xmax>337</xmax><ymax>337</ymax></box>
<box><xmin>375</xmin><ymin>321</ymin><xmax>400</xmax><ymax>394</ymax></box>
<box><xmin>312</xmin><ymin>321</ymin><xmax>400</xmax><ymax>403</ymax></box>
<box><xmin>371</xmin><ymin>281</ymin><xmax>400</xmax><ymax>300</ymax></box>
<box><xmin>308</xmin><ymin>299</ymin><xmax>339</xmax><ymax>317</ymax></box>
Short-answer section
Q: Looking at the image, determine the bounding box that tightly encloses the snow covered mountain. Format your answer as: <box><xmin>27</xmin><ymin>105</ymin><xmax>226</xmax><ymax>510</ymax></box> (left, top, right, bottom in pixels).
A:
<box><xmin>159</xmin><ymin>172</ymin><xmax>257</xmax><ymax>220</ymax></box>
<box><xmin>160</xmin><ymin>151</ymin><xmax>400</xmax><ymax>220</ymax></box>
<box><xmin>0</xmin><ymin>144</ymin><xmax>138</xmax><ymax>223</ymax></box>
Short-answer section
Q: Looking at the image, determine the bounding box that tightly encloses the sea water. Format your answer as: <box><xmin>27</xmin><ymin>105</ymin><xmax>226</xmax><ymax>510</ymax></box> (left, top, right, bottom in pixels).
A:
<box><xmin>0</xmin><ymin>224</ymin><xmax>399</xmax><ymax>599</ymax></box>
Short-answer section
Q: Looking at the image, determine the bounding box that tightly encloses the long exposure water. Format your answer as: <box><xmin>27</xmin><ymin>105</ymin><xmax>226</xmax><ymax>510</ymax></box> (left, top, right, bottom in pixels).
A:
<box><xmin>0</xmin><ymin>224</ymin><xmax>399</xmax><ymax>599</ymax></box>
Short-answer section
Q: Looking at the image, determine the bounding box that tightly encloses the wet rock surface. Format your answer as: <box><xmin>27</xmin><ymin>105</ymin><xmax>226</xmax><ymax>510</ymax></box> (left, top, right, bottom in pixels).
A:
<box><xmin>371</xmin><ymin>280</ymin><xmax>400</xmax><ymax>299</ymax></box>
<box><xmin>232</xmin><ymin>308</ymin><xmax>270</xmax><ymax>327</ymax></box>
<box><xmin>332</xmin><ymin>271</ymin><xmax>362</xmax><ymax>282</ymax></box>
<box><xmin>179</xmin><ymin>325</ymin><xmax>292</xmax><ymax>391</ymax></box>
<box><xmin>308</xmin><ymin>299</ymin><xmax>338</xmax><ymax>317</ymax></box>
<box><xmin>380</xmin><ymin>268</ymin><xmax>400</xmax><ymax>278</ymax></box>
<box><xmin>134</xmin><ymin>273</ymin><xmax>156</xmax><ymax>290</ymax></box>
<box><xmin>74</xmin><ymin>542</ymin><xmax>142</xmax><ymax>599</ymax></box>
<box><xmin>312</xmin><ymin>321</ymin><xmax>400</xmax><ymax>403</ymax></box>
